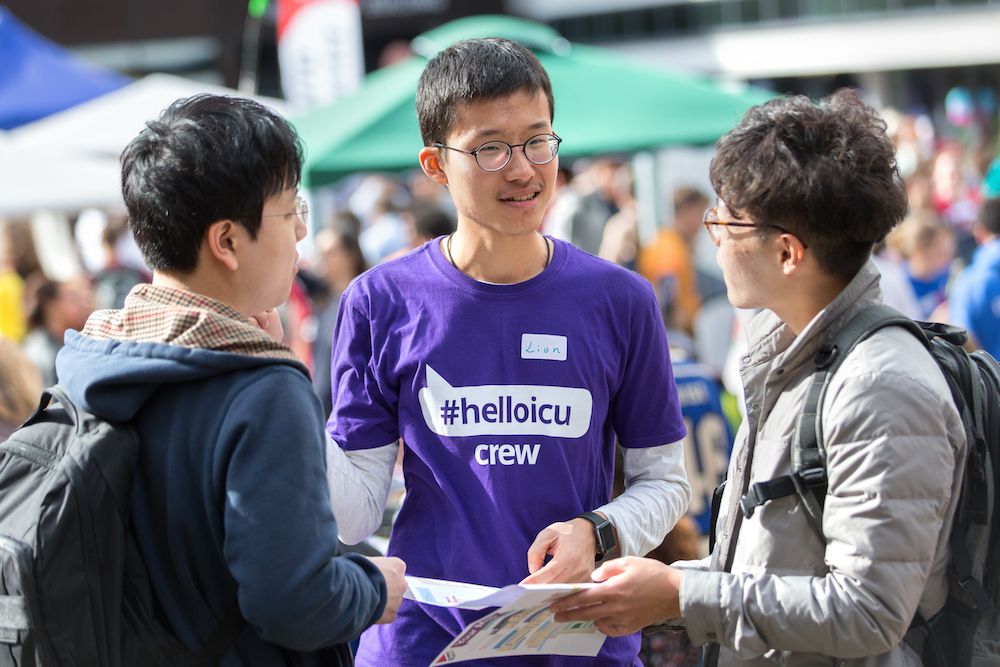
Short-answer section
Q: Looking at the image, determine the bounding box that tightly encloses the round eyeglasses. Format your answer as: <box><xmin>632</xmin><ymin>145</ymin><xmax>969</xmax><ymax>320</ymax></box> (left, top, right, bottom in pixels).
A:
<box><xmin>433</xmin><ymin>133</ymin><xmax>562</xmax><ymax>172</ymax></box>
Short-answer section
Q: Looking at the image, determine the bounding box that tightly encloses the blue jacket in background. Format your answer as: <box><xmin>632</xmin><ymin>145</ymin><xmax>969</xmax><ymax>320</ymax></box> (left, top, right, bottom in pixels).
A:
<box><xmin>950</xmin><ymin>238</ymin><xmax>1000</xmax><ymax>360</ymax></box>
<box><xmin>56</xmin><ymin>329</ymin><xmax>386</xmax><ymax>666</ymax></box>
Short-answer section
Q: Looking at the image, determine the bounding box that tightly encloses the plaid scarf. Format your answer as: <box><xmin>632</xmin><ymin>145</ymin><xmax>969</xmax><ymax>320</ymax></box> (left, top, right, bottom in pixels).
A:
<box><xmin>82</xmin><ymin>283</ymin><xmax>300</xmax><ymax>362</ymax></box>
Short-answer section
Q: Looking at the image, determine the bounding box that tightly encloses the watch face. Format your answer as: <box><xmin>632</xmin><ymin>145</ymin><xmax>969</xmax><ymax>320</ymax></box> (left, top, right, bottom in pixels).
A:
<box><xmin>579</xmin><ymin>512</ymin><xmax>615</xmax><ymax>558</ymax></box>
<box><xmin>598</xmin><ymin>522</ymin><xmax>616</xmax><ymax>554</ymax></box>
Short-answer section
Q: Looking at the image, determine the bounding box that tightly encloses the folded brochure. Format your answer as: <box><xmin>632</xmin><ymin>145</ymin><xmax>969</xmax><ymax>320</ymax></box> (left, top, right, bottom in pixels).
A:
<box><xmin>404</xmin><ymin>575</ymin><xmax>607</xmax><ymax>664</ymax></box>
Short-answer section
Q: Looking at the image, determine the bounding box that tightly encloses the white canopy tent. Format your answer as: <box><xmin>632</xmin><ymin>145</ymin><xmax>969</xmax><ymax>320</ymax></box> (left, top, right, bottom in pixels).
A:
<box><xmin>10</xmin><ymin>73</ymin><xmax>288</xmax><ymax>159</ymax></box>
<box><xmin>0</xmin><ymin>146</ymin><xmax>122</xmax><ymax>217</ymax></box>
<box><xmin>2</xmin><ymin>74</ymin><xmax>288</xmax><ymax>216</ymax></box>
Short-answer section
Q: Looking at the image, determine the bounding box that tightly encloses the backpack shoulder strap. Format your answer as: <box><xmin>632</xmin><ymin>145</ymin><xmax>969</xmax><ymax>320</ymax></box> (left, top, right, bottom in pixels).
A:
<box><xmin>740</xmin><ymin>304</ymin><xmax>927</xmax><ymax>542</ymax></box>
<box><xmin>42</xmin><ymin>385</ymin><xmax>247</xmax><ymax>664</ymax></box>
<box><xmin>793</xmin><ymin>304</ymin><xmax>927</xmax><ymax>539</ymax></box>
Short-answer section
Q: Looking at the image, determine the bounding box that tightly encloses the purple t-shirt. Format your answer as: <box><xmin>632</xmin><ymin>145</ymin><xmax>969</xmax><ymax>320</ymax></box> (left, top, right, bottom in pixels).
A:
<box><xmin>328</xmin><ymin>237</ymin><xmax>686</xmax><ymax>666</ymax></box>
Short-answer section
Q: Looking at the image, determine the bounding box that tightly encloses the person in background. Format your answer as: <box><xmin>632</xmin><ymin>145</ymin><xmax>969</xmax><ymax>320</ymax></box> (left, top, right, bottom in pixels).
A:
<box><xmin>382</xmin><ymin>204</ymin><xmax>457</xmax><ymax>264</ymax></box>
<box><xmin>869</xmin><ymin>239</ymin><xmax>923</xmax><ymax>320</ymax></box>
<box><xmin>930</xmin><ymin>143</ymin><xmax>980</xmax><ymax>263</ymax></box>
<box><xmin>888</xmin><ymin>209</ymin><xmax>957</xmax><ymax>320</ymax></box>
<box><xmin>22</xmin><ymin>277</ymin><xmax>93</xmax><ymax>386</ymax></box>
<box><xmin>92</xmin><ymin>217</ymin><xmax>151</xmax><ymax>310</ymax></box>
<box><xmin>0</xmin><ymin>336</ymin><xmax>43</xmax><ymax>440</ymax></box>
<box><xmin>637</xmin><ymin>187</ymin><xmax>710</xmax><ymax>335</ymax></box>
<box><xmin>359</xmin><ymin>195</ymin><xmax>409</xmax><ymax>265</ymax></box>
<box><xmin>407</xmin><ymin>169</ymin><xmax>455</xmax><ymax>220</ymax></box>
<box><xmin>409</xmin><ymin>203</ymin><xmax>456</xmax><ymax>248</ymax></box>
<box><xmin>596</xmin><ymin>165</ymin><xmax>639</xmax><ymax>271</ymax></box>
<box><xmin>312</xmin><ymin>229</ymin><xmax>368</xmax><ymax>417</ymax></box>
<box><xmin>949</xmin><ymin>197</ymin><xmax>1000</xmax><ymax>358</ymax></box>
<box><xmin>0</xmin><ymin>221</ymin><xmax>26</xmax><ymax>342</ymax></box>
<box><xmin>547</xmin><ymin>158</ymin><xmax>630</xmax><ymax>256</ymax></box>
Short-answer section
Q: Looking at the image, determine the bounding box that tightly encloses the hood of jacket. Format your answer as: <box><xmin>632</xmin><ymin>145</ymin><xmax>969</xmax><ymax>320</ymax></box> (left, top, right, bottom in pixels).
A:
<box><xmin>55</xmin><ymin>284</ymin><xmax>305</xmax><ymax>422</ymax></box>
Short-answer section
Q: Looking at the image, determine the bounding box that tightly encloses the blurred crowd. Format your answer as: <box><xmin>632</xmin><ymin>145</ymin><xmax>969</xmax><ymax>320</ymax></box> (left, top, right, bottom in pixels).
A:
<box><xmin>1</xmin><ymin>99</ymin><xmax>998</xmax><ymax>535</ymax></box>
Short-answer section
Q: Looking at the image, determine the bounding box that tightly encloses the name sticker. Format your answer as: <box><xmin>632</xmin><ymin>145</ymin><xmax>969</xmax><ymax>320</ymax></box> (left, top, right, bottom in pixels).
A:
<box><xmin>521</xmin><ymin>334</ymin><xmax>567</xmax><ymax>361</ymax></box>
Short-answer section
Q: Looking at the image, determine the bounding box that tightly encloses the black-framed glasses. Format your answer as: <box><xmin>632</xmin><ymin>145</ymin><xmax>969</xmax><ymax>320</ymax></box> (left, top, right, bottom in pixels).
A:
<box><xmin>261</xmin><ymin>196</ymin><xmax>308</xmax><ymax>221</ymax></box>
<box><xmin>702</xmin><ymin>207</ymin><xmax>792</xmax><ymax>244</ymax></box>
<box><xmin>433</xmin><ymin>133</ymin><xmax>562</xmax><ymax>172</ymax></box>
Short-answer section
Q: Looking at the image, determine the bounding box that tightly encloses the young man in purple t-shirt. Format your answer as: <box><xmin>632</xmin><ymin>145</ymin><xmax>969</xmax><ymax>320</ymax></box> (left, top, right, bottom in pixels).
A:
<box><xmin>325</xmin><ymin>38</ymin><xmax>690</xmax><ymax>666</ymax></box>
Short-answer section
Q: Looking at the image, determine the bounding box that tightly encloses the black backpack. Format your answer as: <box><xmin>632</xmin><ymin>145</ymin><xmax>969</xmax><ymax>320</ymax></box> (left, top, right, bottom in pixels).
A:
<box><xmin>0</xmin><ymin>386</ymin><xmax>243</xmax><ymax>666</ymax></box>
<box><xmin>733</xmin><ymin>304</ymin><xmax>1000</xmax><ymax>667</ymax></box>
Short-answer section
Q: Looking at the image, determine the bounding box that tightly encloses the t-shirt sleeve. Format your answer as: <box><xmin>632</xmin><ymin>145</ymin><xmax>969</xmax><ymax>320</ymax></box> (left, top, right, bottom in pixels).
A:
<box><xmin>326</xmin><ymin>284</ymin><xmax>400</xmax><ymax>450</ymax></box>
<box><xmin>611</xmin><ymin>280</ymin><xmax>687</xmax><ymax>448</ymax></box>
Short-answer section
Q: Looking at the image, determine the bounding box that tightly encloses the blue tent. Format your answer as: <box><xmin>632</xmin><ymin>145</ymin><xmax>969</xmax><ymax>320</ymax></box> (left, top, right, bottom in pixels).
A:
<box><xmin>0</xmin><ymin>7</ymin><xmax>129</xmax><ymax>130</ymax></box>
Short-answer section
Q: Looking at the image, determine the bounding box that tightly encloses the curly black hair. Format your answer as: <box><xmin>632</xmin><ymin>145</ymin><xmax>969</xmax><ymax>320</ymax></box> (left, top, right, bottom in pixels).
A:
<box><xmin>710</xmin><ymin>89</ymin><xmax>908</xmax><ymax>280</ymax></box>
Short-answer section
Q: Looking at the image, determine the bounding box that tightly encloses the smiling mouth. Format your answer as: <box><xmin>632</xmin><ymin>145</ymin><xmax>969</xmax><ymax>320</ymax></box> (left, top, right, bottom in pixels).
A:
<box><xmin>501</xmin><ymin>192</ymin><xmax>539</xmax><ymax>202</ymax></box>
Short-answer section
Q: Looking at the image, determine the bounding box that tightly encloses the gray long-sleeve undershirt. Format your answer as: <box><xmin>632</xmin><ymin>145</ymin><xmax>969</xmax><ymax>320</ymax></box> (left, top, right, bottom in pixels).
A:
<box><xmin>325</xmin><ymin>436</ymin><xmax>690</xmax><ymax>559</ymax></box>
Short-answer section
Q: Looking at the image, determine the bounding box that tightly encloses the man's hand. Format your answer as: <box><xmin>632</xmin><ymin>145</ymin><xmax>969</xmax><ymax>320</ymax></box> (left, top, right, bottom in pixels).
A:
<box><xmin>520</xmin><ymin>518</ymin><xmax>597</xmax><ymax>584</ymax></box>
<box><xmin>250</xmin><ymin>308</ymin><xmax>284</xmax><ymax>343</ymax></box>
<box><xmin>549</xmin><ymin>557</ymin><xmax>682</xmax><ymax>636</ymax></box>
<box><xmin>368</xmin><ymin>556</ymin><xmax>407</xmax><ymax>624</ymax></box>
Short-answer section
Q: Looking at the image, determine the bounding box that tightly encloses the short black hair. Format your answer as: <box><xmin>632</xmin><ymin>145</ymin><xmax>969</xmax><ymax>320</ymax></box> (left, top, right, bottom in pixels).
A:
<box><xmin>710</xmin><ymin>89</ymin><xmax>907</xmax><ymax>281</ymax></box>
<box><xmin>979</xmin><ymin>198</ymin><xmax>1000</xmax><ymax>236</ymax></box>
<box><xmin>121</xmin><ymin>94</ymin><xmax>303</xmax><ymax>272</ymax></box>
<box><xmin>412</xmin><ymin>204</ymin><xmax>455</xmax><ymax>239</ymax></box>
<box><xmin>416</xmin><ymin>38</ymin><xmax>554</xmax><ymax>146</ymax></box>
<box><xmin>27</xmin><ymin>279</ymin><xmax>60</xmax><ymax>330</ymax></box>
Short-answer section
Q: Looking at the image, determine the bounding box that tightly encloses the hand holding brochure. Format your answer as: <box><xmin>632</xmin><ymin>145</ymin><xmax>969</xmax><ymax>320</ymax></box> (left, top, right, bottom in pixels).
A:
<box><xmin>403</xmin><ymin>576</ymin><xmax>607</xmax><ymax>665</ymax></box>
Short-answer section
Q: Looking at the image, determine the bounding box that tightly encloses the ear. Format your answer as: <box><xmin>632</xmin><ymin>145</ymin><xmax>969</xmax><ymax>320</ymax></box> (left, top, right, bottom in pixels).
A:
<box><xmin>778</xmin><ymin>232</ymin><xmax>808</xmax><ymax>275</ymax></box>
<box><xmin>419</xmin><ymin>146</ymin><xmax>449</xmax><ymax>187</ymax></box>
<box><xmin>204</xmin><ymin>219</ymin><xmax>240</xmax><ymax>272</ymax></box>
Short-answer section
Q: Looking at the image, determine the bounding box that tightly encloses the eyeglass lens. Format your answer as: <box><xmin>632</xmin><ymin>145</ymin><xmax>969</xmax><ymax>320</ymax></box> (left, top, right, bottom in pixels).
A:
<box><xmin>477</xmin><ymin>135</ymin><xmax>559</xmax><ymax>171</ymax></box>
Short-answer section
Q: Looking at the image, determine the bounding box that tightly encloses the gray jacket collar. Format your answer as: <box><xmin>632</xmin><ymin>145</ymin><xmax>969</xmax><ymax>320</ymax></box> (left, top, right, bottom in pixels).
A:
<box><xmin>742</xmin><ymin>259</ymin><xmax>884</xmax><ymax>379</ymax></box>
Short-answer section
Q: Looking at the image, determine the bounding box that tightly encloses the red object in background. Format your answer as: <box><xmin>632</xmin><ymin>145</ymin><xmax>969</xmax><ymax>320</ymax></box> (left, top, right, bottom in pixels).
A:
<box><xmin>275</xmin><ymin>0</ymin><xmax>364</xmax><ymax>111</ymax></box>
<box><xmin>275</xmin><ymin>0</ymin><xmax>344</xmax><ymax>40</ymax></box>
<box><xmin>286</xmin><ymin>277</ymin><xmax>314</xmax><ymax>373</ymax></box>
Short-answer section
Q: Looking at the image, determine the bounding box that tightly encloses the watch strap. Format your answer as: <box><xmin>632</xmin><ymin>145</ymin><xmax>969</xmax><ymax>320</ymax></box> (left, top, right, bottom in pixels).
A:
<box><xmin>575</xmin><ymin>511</ymin><xmax>616</xmax><ymax>560</ymax></box>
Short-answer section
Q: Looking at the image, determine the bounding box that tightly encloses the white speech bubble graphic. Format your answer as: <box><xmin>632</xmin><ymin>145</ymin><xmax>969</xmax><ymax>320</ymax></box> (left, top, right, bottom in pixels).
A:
<box><xmin>419</xmin><ymin>365</ymin><xmax>592</xmax><ymax>438</ymax></box>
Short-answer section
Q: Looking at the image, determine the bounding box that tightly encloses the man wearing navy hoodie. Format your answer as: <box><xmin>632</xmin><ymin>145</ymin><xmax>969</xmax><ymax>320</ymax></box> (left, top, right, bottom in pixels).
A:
<box><xmin>55</xmin><ymin>94</ymin><xmax>405</xmax><ymax>665</ymax></box>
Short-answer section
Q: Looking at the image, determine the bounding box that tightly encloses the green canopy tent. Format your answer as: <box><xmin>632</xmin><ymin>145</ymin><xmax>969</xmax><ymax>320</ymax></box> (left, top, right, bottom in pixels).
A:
<box><xmin>294</xmin><ymin>15</ymin><xmax>773</xmax><ymax>187</ymax></box>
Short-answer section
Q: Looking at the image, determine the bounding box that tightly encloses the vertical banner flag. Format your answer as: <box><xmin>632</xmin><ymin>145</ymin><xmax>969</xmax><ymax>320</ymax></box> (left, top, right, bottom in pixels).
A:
<box><xmin>277</xmin><ymin>0</ymin><xmax>365</xmax><ymax>112</ymax></box>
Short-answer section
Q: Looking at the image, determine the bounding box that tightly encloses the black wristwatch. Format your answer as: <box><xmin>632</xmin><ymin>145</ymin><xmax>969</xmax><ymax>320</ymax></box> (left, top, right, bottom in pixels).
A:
<box><xmin>576</xmin><ymin>511</ymin><xmax>617</xmax><ymax>560</ymax></box>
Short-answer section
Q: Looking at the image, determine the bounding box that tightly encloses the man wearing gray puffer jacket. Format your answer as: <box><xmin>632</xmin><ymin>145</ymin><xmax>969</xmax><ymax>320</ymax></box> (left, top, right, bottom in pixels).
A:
<box><xmin>550</xmin><ymin>89</ymin><xmax>966</xmax><ymax>666</ymax></box>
